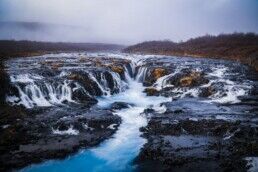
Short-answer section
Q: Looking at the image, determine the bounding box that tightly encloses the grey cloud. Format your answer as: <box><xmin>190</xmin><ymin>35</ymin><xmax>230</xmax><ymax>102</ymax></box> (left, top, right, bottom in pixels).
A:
<box><xmin>0</xmin><ymin>0</ymin><xmax>257</xmax><ymax>44</ymax></box>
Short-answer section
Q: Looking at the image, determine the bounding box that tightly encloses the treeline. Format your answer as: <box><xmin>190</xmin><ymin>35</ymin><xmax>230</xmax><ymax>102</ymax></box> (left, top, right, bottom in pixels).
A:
<box><xmin>123</xmin><ymin>33</ymin><xmax>258</xmax><ymax>70</ymax></box>
<box><xmin>0</xmin><ymin>40</ymin><xmax>124</xmax><ymax>59</ymax></box>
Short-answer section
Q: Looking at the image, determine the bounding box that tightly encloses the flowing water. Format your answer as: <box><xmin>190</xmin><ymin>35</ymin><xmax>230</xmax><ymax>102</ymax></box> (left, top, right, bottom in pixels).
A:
<box><xmin>4</xmin><ymin>52</ymin><xmax>258</xmax><ymax>171</ymax></box>
<box><xmin>20</xmin><ymin>74</ymin><xmax>169</xmax><ymax>172</ymax></box>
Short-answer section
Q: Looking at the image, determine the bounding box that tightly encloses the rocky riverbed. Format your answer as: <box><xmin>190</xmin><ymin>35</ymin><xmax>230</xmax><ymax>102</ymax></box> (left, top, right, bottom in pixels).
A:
<box><xmin>135</xmin><ymin>56</ymin><xmax>258</xmax><ymax>172</ymax></box>
<box><xmin>0</xmin><ymin>53</ymin><xmax>257</xmax><ymax>171</ymax></box>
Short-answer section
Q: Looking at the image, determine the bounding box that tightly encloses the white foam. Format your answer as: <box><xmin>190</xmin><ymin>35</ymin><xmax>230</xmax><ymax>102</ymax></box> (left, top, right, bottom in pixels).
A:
<box><xmin>208</xmin><ymin>84</ymin><xmax>250</xmax><ymax>104</ymax></box>
<box><xmin>153</xmin><ymin>104</ymin><xmax>167</xmax><ymax>114</ymax></box>
<box><xmin>208</xmin><ymin>66</ymin><xmax>227</xmax><ymax>77</ymax></box>
<box><xmin>246</xmin><ymin>157</ymin><xmax>258</xmax><ymax>172</ymax></box>
<box><xmin>107</xmin><ymin>124</ymin><xmax>117</xmax><ymax>130</ymax></box>
<box><xmin>153</xmin><ymin>68</ymin><xmax>180</xmax><ymax>90</ymax></box>
<box><xmin>10</xmin><ymin>74</ymin><xmax>43</xmax><ymax>83</ymax></box>
<box><xmin>92</xmin><ymin>74</ymin><xmax>170</xmax><ymax>168</ymax></box>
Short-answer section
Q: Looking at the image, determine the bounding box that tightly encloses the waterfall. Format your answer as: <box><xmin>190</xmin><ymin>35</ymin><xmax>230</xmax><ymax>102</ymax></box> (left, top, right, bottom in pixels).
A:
<box><xmin>6</xmin><ymin>63</ymin><xmax>133</xmax><ymax>108</ymax></box>
<box><xmin>7</xmin><ymin>80</ymin><xmax>75</xmax><ymax>108</ymax></box>
<box><xmin>135</xmin><ymin>66</ymin><xmax>148</xmax><ymax>82</ymax></box>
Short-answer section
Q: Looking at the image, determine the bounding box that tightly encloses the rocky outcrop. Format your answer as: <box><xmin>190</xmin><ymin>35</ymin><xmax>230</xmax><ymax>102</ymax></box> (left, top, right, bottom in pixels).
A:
<box><xmin>144</xmin><ymin>87</ymin><xmax>159</xmax><ymax>96</ymax></box>
<box><xmin>110</xmin><ymin>102</ymin><xmax>133</xmax><ymax>110</ymax></box>
<box><xmin>0</xmin><ymin>62</ymin><xmax>9</xmax><ymax>105</ymax></box>
<box><xmin>167</xmin><ymin>70</ymin><xmax>209</xmax><ymax>88</ymax></box>
<box><xmin>136</xmin><ymin>98</ymin><xmax>258</xmax><ymax>171</ymax></box>
<box><xmin>68</xmin><ymin>72</ymin><xmax>103</xmax><ymax>96</ymax></box>
<box><xmin>143</xmin><ymin>68</ymin><xmax>168</xmax><ymax>86</ymax></box>
<box><xmin>152</xmin><ymin>68</ymin><xmax>167</xmax><ymax>80</ymax></box>
<box><xmin>110</xmin><ymin>66</ymin><xmax>124</xmax><ymax>74</ymax></box>
<box><xmin>0</xmin><ymin>106</ymin><xmax>121</xmax><ymax>171</ymax></box>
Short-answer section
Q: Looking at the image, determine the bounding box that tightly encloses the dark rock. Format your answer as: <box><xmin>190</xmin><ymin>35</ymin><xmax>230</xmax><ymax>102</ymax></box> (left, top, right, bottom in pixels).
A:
<box><xmin>68</xmin><ymin>72</ymin><xmax>103</xmax><ymax>96</ymax></box>
<box><xmin>0</xmin><ymin>62</ymin><xmax>10</xmax><ymax>105</ymax></box>
<box><xmin>167</xmin><ymin>70</ymin><xmax>209</xmax><ymax>88</ymax></box>
<box><xmin>199</xmin><ymin>86</ymin><xmax>215</xmax><ymax>97</ymax></box>
<box><xmin>144</xmin><ymin>87</ymin><xmax>159</xmax><ymax>96</ymax></box>
<box><xmin>0</xmin><ymin>106</ymin><xmax>121</xmax><ymax>172</ymax></box>
<box><xmin>110</xmin><ymin>102</ymin><xmax>133</xmax><ymax>110</ymax></box>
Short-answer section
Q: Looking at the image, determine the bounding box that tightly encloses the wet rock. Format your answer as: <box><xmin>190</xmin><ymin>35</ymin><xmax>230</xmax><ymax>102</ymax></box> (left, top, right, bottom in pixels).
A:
<box><xmin>103</xmin><ymin>71</ymin><xmax>119</xmax><ymax>94</ymax></box>
<box><xmin>110</xmin><ymin>102</ymin><xmax>133</xmax><ymax>110</ymax></box>
<box><xmin>144</xmin><ymin>87</ymin><xmax>159</xmax><ymax>96</ymax></box>
<box><xmin>143</xmin><ymin>108</ymin><xmax>155</xmax><ymax>114</ymax></box>
<box><xmin>143</xmin><ymin>68</ymin><xmax>168</xmax><ymax>86</ymax></box>
<box><xmin>167</xmin><ymin>70</ymin><xmax>209</xmax><ymax>87</ymax></box>
<box><xmin>71</xmin><ymin>85</ymin><xmax>98</xmax><ymax>105</ymax></box>
<box><xmin>199</xmin><ymin>86</ymin><xmax>215</xmax><ymax>97</ymax></box>
<box><xmin>0</xmin><ymin>106</ymin><xmax>121</xmax><ymax>171</ymax></box>
<box><xmin>136</xmin><ymin>92</ymin><xmax>258</xmax><ymax>171</ymax></box>
<box><xmin>151</xmin><ymin>68</ymin><xmax>167</xmax><ymax>80</ymax></box>
<box><xmin>0</xmin><ymin>62</ymin><xmax>10</xmax><ymax>105</ymax></box>
<box><xmin>68</xmin><ymin>72</ymin><xmax>103</xmax><ymax>96</ymax></box>
<box><xmin>110</xmin><ymin>65</ymin><xmax>124</xmax><ymax>74</ymax></box>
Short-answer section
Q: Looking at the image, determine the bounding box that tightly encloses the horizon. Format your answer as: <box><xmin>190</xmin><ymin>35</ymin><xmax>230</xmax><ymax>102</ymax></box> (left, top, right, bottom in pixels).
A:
<box><xmin>0</xmin><ymin>31</ymin><xmax>257</xmax><ymax>46</ymax></box>
<box><xmin>0</xmin><ymin>0</ymin><xmax>258</xmax><ymax>44</ymax></box>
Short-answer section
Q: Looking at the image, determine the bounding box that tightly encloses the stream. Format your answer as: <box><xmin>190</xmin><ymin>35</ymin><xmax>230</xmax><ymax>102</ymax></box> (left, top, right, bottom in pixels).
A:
<box><xmin>21</xmin><ymin>69</ymin><xmax>169</xmax><ymax>172</ymax></box>
<box><xmin>2</xmin><ymin>52</ymin><xmax>258</xmax><ymax>171</ymax></box>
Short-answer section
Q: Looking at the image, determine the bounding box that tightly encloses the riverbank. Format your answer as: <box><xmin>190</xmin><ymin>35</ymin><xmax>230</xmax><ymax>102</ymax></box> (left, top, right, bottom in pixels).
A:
<box><xmin>0</xmin><ymin>40</ymin><xmax>124</xmax><ymax>59</ymax></box>
<box><xmin>123</xmin><ymin>33</ymin><xmax>258</xmax><ymax>71</ymax></box>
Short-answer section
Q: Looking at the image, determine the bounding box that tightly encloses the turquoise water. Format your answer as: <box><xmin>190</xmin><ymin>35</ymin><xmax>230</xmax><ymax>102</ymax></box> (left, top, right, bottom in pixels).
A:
<box><xmin>21</xmin><ymin>78</ymin><xmax>169</xmax><ymax>172</ymax></box>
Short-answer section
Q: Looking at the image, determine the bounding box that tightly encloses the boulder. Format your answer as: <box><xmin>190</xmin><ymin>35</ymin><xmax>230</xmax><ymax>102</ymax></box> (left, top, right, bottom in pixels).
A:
<box><xmin>168</xmin><ymin>70</ymin><xmax>209</xmax><ymax>87</ymax></box>
<box><xmin>110</xmin><ymin>66</ymin><xmax>124</xmax><ymax>74</ymax></box>
<box><xmin>199</xmin><ymin>86</ymin><xmax>215</xmax><ymax>97</ymax></box>
<box><xmin>144</xmin><ymin>68</ymin><xmax>168</xmax><ymax>86</ymax></box>
<box><xmin>67</xmin><ymin>73</ymin><xmax>103</xmax><ymax>96</ymax></box>
<box><xmin>152</xmin><ymin>68</ymin><xmax>167</xmax><ymax>80</ymax></box>
<box><xmin>110</xmin><ymin>102</ymin><xmax>133</xmax><ymax>110</ymax></box>
<box><xmin>144</xmin><ymin>87</ymin><xmax>159</xmax><ymax>96</ymax></box>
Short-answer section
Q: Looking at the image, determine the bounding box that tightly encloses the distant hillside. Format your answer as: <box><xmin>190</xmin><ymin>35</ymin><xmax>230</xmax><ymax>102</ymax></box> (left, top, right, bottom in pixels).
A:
<box><xmin>124</xmin><ymin>33</ymin><xmax>258</xmax><ymax>71</ymax></box>
<box><xmin>0</xmin><ymin>40</ymin><xmax>124</xmax><ymax>59</ymax></box>
<box><xmin>0</xmin><ymin>21</ymin><xmax>92</xmax><ymax>42</ymax></box>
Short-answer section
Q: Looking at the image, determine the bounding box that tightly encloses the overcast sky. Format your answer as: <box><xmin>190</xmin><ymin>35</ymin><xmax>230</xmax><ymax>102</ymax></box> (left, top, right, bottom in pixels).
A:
<box><xmin>0</xmin><ymin>0</ymin><xmax>257</xmax><ymax>44</ymax></box>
